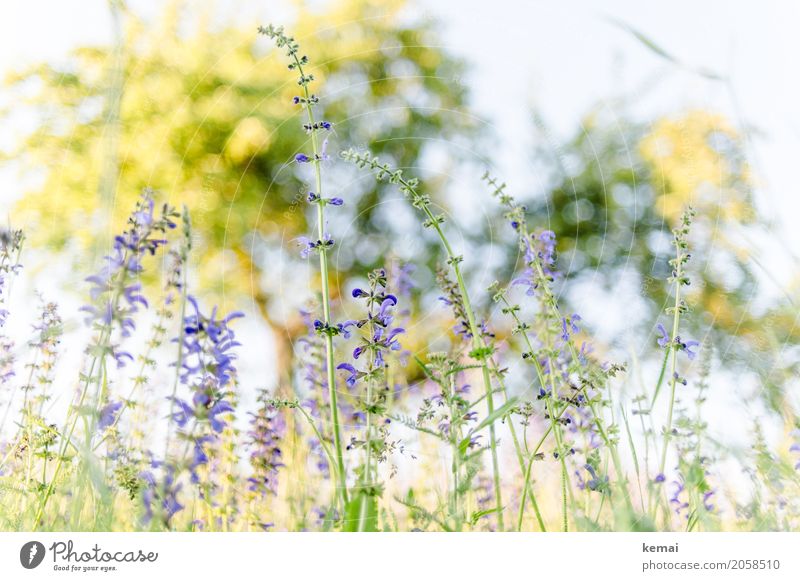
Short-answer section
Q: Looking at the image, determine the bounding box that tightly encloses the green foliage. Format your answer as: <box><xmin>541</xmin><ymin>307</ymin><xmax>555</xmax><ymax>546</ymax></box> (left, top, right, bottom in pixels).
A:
<box><xmin>5</xmin><ymin>0</ymin><xmax>478</xmax><ymax>303</ymax></box>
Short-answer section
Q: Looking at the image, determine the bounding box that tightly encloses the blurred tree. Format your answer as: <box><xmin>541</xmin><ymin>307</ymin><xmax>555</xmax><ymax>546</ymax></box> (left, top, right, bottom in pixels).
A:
<box><xmin>2</xmin><ymin>0</ymin><xmax>480</xmax><ymax>371</ymax></box>
<box><xmin>537</xmin><ymin>109</ymin><xmax>755</xmax><ymax>326</ymax></box>
<box><xmin>525</xmin><ymin>106</ymin><xmax>798</xmax><ymax>413</ymax></box>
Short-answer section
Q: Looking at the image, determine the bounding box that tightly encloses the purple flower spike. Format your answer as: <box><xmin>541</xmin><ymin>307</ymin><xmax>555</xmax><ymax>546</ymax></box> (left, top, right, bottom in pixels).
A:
<box><xmin>98</xmin><ymin>401</ymin><xmax>123</xmax><ymax>431</ymax></box>
<box><xmin>656</xmin><ymin>323</ymin><xmax>670</xmax><ymax>348</ymax></box>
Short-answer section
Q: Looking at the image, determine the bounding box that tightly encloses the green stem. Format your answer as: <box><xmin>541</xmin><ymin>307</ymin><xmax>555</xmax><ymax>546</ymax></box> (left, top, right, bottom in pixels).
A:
<box><xmin>94</xmin><ymin>306</ymin><xmax>168</xmax><ymax>452</ymax></box>
<box><xmin>295</xmin><ymin>405</ymin><xmax>338</xmax><ymax>484</ymax></box>
<box><xmin>345</xmin><ymin>156</ymin><xmax>508</xmax><ymax>528</ymax></box>
<box><xmin>164</xmin><ymin>267</ymin><xmax>189</xmax><ymax>460</ymax></box>
<box><xmin>35</xmin><ymin>224</ymin><xmax>140</xmax><ymax>528</ymax></box>
<box><xmin>517</xmin><ymin>455</ymin><xmax>536</xmax><ymax>531</ymax></box>
<box><xmin>497</xmin><ymin>294</ymin><xmax>571</xmax><ymax>530</ymax></box>
<box><xmin>450</xmin><ymin>375</ymin><xmax>463</xmax><ymax>530</ymax></box>
<box><xmin>33</xmin><ymin>354</ymin><xmax>98</xmax><ymax>529</ymax></box>
<box><xmin>292</xmin><ymin>51</ymin><xmax>348</xmax><ymax>510</ymax></box>
<box><xmin>396</xmin><ymin>175</ymin><xmax>505</xmax><ymax>530</ymax></box>
<box><xmin>658</xmin><ymin>247</ymin><xmax>685</xmax><ymax>484</ymax></box>
<box><xmin>530</xmin><ymin>259</ymin><xmax>634</xmax><ymax>515</ymax></box>
<box><xmin>489</xmin><ymin>358</ymin><xmax>546</xmax><ymax>531</ymax></box>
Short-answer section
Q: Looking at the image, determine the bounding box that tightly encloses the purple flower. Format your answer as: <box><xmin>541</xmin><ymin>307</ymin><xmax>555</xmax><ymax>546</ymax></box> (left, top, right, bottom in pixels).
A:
<box><xmin>376</xmin><ymin>295</ymin><xmax>398</xmax><ymax>324</ymax></box>
<box><xmin>656</xmin><ymin>323</ymin><xmax>670</xmax><ymax>348</ymax></box>
<box><xmin>98</xmin><ymin>401</ymin><xmax>123</xmax><ymax>431</ymax></box>
<box><xmin>676</xmin><ymin>337</ymin><xmax>700</xmax><ymax>360</ymax></box>
<box><xmin>703</xmin><ymin>491</ymin><xmax>715</xmax><ymax>512</ymax></box>
<box><xmin>140</xmin><ymin>461</ymin><xmax>183</xmax><ymax>525</ymax></box>
<box><xmin>566</xmin><ymin>404</ymin><xmax>601</xmax><ymax>450</ymax></box>
<box><xmin>560</xmin><ymin>313</ymin><xmax>582</xmax><ymax>342</ymax></box>
<box><xmin>790</xmin><ymin>430</ymin><xmax>800</xmax><ymax>470</ymax></box>
<box><xmin>179</xmin><ymin>296</ymin><xmax>243</xmax><ymax>389</ymax></box>
<box><xmin>337</xmin><ymin>320</ymin><xmax>358</xmax><ymax>339</ymax></box>
<box><xmin>169</xmin><ymin>398</ymin><xmax>193</xmax><ymax>428</ymax></box>
<box><xmin>80</xmin><ymin>191</ymin><xmax>177</xmax><ymax>364</ymax></box>
<box><xmin>384</xmin><ymin>327</ymin><xmax>405</xmax><ymax>351</ymax></box>
<box><xmin>170</xmin><ymin>298</ymin><xmax>241</xmax><ymax>486</ymax></box>
<box><xmin>670</xmin><ymin>481</ymin><xmax>690</xmax><ymax>516</ymax></box>
<box><xmin>511</xmin><ymin>236</ymin><xmax>538</xmax><ymax>296</ymax></box>
<box><xmin>337</xmin><ymin>363</ymin><xmax>359</xmax><ymax>387</ymax></box>
<box><xmin>247</xmin><ymin>394</ymin><xmax>285</xmax><ymax>498</ymax></box>
<box><xmin>2</xmin><ymin>343</ymin><xmax>16</xmax><ymax>386</ymax></box>
<box><xmin>295</xmin><ymin>153</ymin><xmax>311</xmax><ymax>163</ymax></box>
<box><xmin>209</xmin><ymin>401</ymin><xmax>235</xmax><ymax>433</ymax></box>
<box><xmin>296</xmin><ymin>234</ymin><xmax>333</xmax><ymax>258</ymax></box>
<box><xmin>0</xmin><ymin>227</ymin><xmax>24</xmax><ymax>329</ymax></box>
<box><xmin>112</xmin><ymin>348</ymin><xmax>134</xmax><ymax>369</ymax></box>
<box><xmin>583</xmin><ymin>464</ymin><xmax>608</xmax><ymax>492</ymax></box>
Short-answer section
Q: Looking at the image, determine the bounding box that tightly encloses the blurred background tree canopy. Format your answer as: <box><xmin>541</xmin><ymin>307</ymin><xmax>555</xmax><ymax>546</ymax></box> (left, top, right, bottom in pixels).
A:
<box><xmin>2</xmin><ymin>0</ymin><xmax>797</xmax><ymax>412</ymax></box>
<box><xmin>2</xmin><ymin>0</ymin><xmax>480</xmax><ymax>326</ymax></box>
<box><xmin>522</xmin><ymin>104</ymin><xmax>798</xmax><ymax>414</ymax></box>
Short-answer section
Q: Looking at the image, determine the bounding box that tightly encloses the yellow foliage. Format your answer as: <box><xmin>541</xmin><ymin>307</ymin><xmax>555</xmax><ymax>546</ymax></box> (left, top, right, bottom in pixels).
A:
<box><xmin>639</xmin><ymin>110</ymin><xmax>753</xmax><ymax>225</ymax></box>
<box><xmin>227</xmin><ymin>117</ymin><xmax>271</xmax><ymax>164</ymax></box>
<box><xmin>7</xmin><ymin>0</ymin><xmax>470</xmax><ymax>306</ymax></box>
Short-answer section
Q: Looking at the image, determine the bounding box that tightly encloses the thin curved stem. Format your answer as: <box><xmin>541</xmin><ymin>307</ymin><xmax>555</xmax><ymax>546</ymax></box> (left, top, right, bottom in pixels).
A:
<box><xmin>291</xmin><ymin>52</ymin><xmax>348</xmax><ymax>510</ymax></box>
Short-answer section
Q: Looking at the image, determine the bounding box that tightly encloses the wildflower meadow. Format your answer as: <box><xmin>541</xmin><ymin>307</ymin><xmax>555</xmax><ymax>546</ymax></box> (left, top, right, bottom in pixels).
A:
<box><xmin>1</xmin><ymin>2</ymin><xmax>799</xmax><ymax>539</ymax></box>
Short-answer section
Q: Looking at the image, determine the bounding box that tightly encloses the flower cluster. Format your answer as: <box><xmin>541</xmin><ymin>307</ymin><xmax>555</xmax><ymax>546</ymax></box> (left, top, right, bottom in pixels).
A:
<box><xmin>437</xmin><ymin>268</ymin><xmax>493</xmax><ymax>342</ymax></box>
<box><xmin>335</xmin><ymin>269</ymin><xmax>405</xmax><ymax>498</ymax></box>
<box><xmin>139</xmin><ymin>460</ymin><xmax>184</xmax><ymax>526</ymax></box>
<box><xmin>337</xmin><ymin>269</ymin><xmax>405</xmax><ymax>389</ymax></box>
<box><xmin>246</xmin><ymin>391</ymin><xmax>285</xmax><ymax>498</ymax></box>
<box><xmin>171</xmin><ymin>297</ymin><xmax>243</xmax><ymax>479</ymax></box>
<box><xmin>295</xmin><ymin>310</ymin><xmax>333</xmax><ymax>477</ymax></box>
<box><xmin>655</xmin><ymin>323</ymin><xmax>700</xmax><ymax>360</ymax></box>
<box><xmin>512</xmin><ymin>230</ymin><xmax>559</xmax><ymax>296</ymax></box>
<box><xmin>81</xmin><ymin>191</ymin><xmax>178</xmax><ymax>367</ymax></box>
<box><xmin>23</xmin><ymin>301</ymin><xmax>62</xmax><ymax>397</ymax></box>
<box><xmin>575</xmin><ymin>463</ymin><xmax>608</xmax><ymax>493</ymax></box>
<box><xmin>297</xmin><ymin>233</ymin><xmax>334</xmax><ymax>259</ymax></box>
<box><xmin>0</xmin><ymin>228</ymin><xmax>24</xmax><ymax>394</ymax></box>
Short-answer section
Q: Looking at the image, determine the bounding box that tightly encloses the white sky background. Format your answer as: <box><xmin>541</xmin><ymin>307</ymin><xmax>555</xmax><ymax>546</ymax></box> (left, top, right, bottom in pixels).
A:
<box><xmin>0</xmin><ymin>0</ymin><xmax>798</xmax><ymax>491</ymax></box>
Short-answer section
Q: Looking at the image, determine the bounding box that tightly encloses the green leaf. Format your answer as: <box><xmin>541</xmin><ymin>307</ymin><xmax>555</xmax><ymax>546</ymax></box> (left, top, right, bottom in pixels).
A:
<box><xmin>620</xmin><ymin>408</ymin><xmax>640</xmax><ymax>480</ymax></box>
<box><xmin>458</xmin><ymin>398</ymin><xmax>518</xmax><ymax>455</ymax></box>
<box><xmin>471</xmin><ymin>397</ymin><xmax>519</xmax><ymax>434</ymax></box>
<box><xmin>343</xmin><ymin>490</ymin><xmax>378</xmax><ymax>532</ymax></box>
<box><xmin>469</xmin><ymin>508</ymin><xmax>497</xmax><ymax>526</ymax></box>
